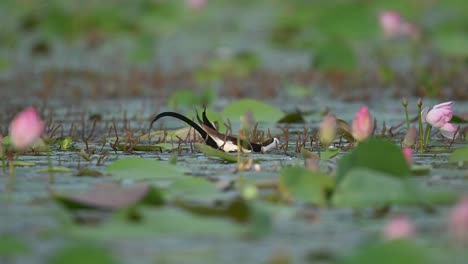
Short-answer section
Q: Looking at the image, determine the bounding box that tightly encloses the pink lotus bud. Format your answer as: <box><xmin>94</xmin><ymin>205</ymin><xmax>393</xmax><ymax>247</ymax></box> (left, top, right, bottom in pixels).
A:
<box><xmin>379</xmin><ymin>11</ymin><xmax>419</xmax><ymax>38</ymax></box>
<box><xmin>351</xmin><ymin>106</ymin><xmax>373</xmax><ymax>142</ymax></box>
<box><xmin>379</xmin><ymin>11</ymin><xmax>403</xmax><ymax>37</ymax></box>
<box><xmin>449</xmin><ymin>196</ymin><xmax>468</xmax><ymax>243</ymax></box>
<box><xmin>383</xmin><ymin>215</ymin><xmax>415</xmax><ymax>240</ymax></box>
<box><xmin>319</xmin><ymin>114</ymin><xmax>337</xmax><ymax>146</ymax></box>
<box><xmin>402</xmin><ymin>147</ymin><xmax>412</xmax><ymax>165</ymax></box>
<box><xmin>402</xmin><ymin>126</ymin><xmax>417</xmax><ymax>147</ymax></box>
<box><xmin>187</xmin><ymin>0</ymin><xmax>206</xmax><ymax>10</ymax></box>
<box><xmin>9</xmin><ymin>107</ymin><xmax>45</xmax><ymax>150</ymax></box>
<box><xmin>422</xmin><ymin>101</ymin><xmax>458</xmax><ymax>139</ymax></box>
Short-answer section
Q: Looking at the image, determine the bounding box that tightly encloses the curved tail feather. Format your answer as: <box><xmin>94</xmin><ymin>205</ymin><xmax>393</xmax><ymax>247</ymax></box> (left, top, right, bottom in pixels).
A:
<box><xmin>150</xmin><ymin>112</ymin><xmax>218</xmax><ymax>148</ymax></box>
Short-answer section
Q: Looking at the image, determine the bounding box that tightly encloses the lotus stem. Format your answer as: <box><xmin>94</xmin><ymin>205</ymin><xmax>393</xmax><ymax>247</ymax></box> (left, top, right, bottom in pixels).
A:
<box><xmin>417</xmin><ymin>99</ymin><xmax>424</xmax><ymax>154</ymax></box>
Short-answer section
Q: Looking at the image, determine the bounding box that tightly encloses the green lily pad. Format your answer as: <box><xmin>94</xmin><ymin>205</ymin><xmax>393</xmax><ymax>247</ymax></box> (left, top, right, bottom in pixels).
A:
<box><xmin>336</xmin><ymin>138</ymin><xmax>410</xmax><ymax>183</ymax></box>
<box><xmin>0</xmin><ymin>235</ymin><xmax>29</xmax><ymax>257</ymax></box>
<box><xmin>410</xmin><ymin>164</ymin><xmax>432</xmax><ymax>176</ymax></box>
<box><xmin>321</xmin><ymin>148</ymin><xmax>341</xmax><ymax>161</ymax></box>
<box><xmin>71</xmin><ymin>207</ymin><xmax>244</xmax><ymax>239</ymax></box>
<box><xmin>105</xmin><ymin>157</ymin><xmax>186</xmax><ymax>181</ymax></box>
<box><xmin>433</xmin><ymin>33</ymin><xmax>468</xmax><ymax>58</ymax></box>
<box><xmin>449</xmin><ymin>147</ymin><xmax>468</xmax><ymax>164</ymax></box>
<box><xmin>332</xmin><ymin>168</ymin><xmax>413</xmax><ymax>207</ymax></box>
<box><xmin>340</xmin><ymin>240</ymin><xmax>434</xmax><ymax>264</ymax></box>
<box><xmin>279</xmin><ymin>166</ymin><xmax>335</xmax><ymax>205</ymax></box>
<box><xmin>168</xmin><ymin>177</ymin><xmax>219</xmax><ymax>200</ymax></box>
<box><xmin>54</xmin><ymin>183</ymin><xmax>164</xmax><ymax>210</ymax></box>
<box><xmin>36</xmin><ymin>166</ymin><xmax>71</xmax><ymax>173</ymax></box>
<box><xmin>222</xmin><ymin>99</ymin><xmax>284</xmax><ymax>123</ymax></box>
<box><xmin>49</xmin><ymin>243</ymin><xmax>117</xmax><ymax>264</ymax></box>
<box><xmin>168</xmin><ymin>88</ymin><xmax>215</xmax><ymax>110</ymax></box>
<box><xmin>12</xmin><ymin>161</ymin><xmax>36</xmax><ymax>167</ymax></box>
<box><xmin>195</xmin><ymin>143</ymin><xmax>243</xmax><ymax>163</ymax></box>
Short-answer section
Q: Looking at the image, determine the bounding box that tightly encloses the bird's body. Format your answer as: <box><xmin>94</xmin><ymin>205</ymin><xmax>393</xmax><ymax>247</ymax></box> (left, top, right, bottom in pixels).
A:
<box><xmin>150</xmin><ymin>109</ymin><xmax>279</xmax><ymax>153</ymax></box>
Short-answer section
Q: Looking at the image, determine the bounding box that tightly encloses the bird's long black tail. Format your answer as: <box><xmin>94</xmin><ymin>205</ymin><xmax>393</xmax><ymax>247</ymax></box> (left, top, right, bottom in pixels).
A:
<box><xmin>150</xmin><ymin>112</ymin><xmax>217</xmax><ymax>148</ymax></box>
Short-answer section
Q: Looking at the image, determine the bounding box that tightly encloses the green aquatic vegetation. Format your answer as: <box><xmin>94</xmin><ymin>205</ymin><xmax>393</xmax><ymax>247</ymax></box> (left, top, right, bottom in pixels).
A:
<box><xmin>105</xmin><ymin>157</ymin><xmax>186</xmax><ymax>181</ymax></box>
<box><xmin>449</xmin><ymin>147</ymin><xmax>468</xmax><ymax>165</ymax></box>
<box><xmin>0</xmin><ymin>235</ymin><xmax>29</xmax><ymax>257</ymax></box>
<box><xmin>195</xmin><ymin>143</ymin><xmax>241</xmax><ymax>163</ymax></box>
<box><xmin>279</xmin><ymin>166</ymin><xmax>334</xmax><ymax>205</ymax></box>
<box><xmin>222</xmin><ymin>99</ymin><xmax>284</xmax><ymax>124</ymax></box>
<box><xmin>49</xmin><ymin>243</ymin><xmax>117</xmax><ymax>264</ymax></box>
<box><xmin>168</xmin><ymin>88</ymin><xmax>216</xmax><ymax>111</ymax></box>
<box><xmin>336</xmin><ymin>138</ymin><xmax>411</xmax><ymax>183</ymax></box>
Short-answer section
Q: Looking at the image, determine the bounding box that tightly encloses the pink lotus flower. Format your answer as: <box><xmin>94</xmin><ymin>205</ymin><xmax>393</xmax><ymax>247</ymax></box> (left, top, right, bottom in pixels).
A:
<box><xmin>351</xmin><ymin>106</ymin><xmax>373</xmax><ymax>142</ymax></box>
<box><xmin>402</xmin><ymin>147</ymin><xmax>412</xmax><ymax>165</ymax></box>
<box><xmin>421</xmin><ymin>101</ymin><xmax>458</xmax><ymax>139</ymax></box>
<box><xmin>449</xmin><ymin>196</ymin><xmax>468</xmax><ymax>243</ymax></box>
<box><xmin>383</xmin><ymin>215</ymin><xmax>415</xmax><ymax>240</ymax></box>
<box><xmin>319</xmin><ymin>114</ymin><xmax>337</xmax><ymax>146</ymax></box>
<box><xmin>9</xmin><ymin>107</ymin><xmax>45</xmax><ymax>150</ymax></box>
<box><xmin>187</xmin><ymin>0</ymin><xmax>206</xmax><ymax>10</ymax></box>
<box><xmin>379</xmin><ymin>11</ymin><xmax>419</xmax><ymax>38</ymax></box>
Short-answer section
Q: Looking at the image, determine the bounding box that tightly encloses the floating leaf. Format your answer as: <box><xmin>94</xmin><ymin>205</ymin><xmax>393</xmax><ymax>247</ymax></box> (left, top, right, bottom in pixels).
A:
<box><xmin>340</xmin><ymin>240</ymin><xmax>434</xmax><ymax>264</ymax></box>
<box><xmin>36</xmin><ymin>167</ymin><xmax>71</xmax><ymax>173</ymax></box>
<box><xmin>321</xmin><ymin>148</ymin><xmax>340</xmax><ymax>161</ymax></box>
<box><xmin>168</xmin><ymin>177</ymin><xmax>219</xmax><ymax>200</ymax></box>
<box><xmin>54</xmin><ymin>182</ymin><xmax>164</xmax><ymax>210</ymax></box>
<box><xmin>449</xmin><ymin>147</ymin><xmax>468</xmax><ymax>164</ymax></box>
<box><xmin>313</xmin><ymin>40</ymin><xmax>356</xmax><ymax>71</ymax></box>
<box><xmin>0</xmin><ymin>235</ymin><xmax>29</xmax><ymax>257</ymax></box>
<box><xmin>433</xmin><ymin>33</ymin><xmax>468</xmax><ymax>58</ymax></box>
<box><xmin>332</xmin><ymin>168</ymin><xmax>413</xmax><ymax>207</ymax></box>
<box><xmin>71</xmin><ymin>207</ymin><xmax>244</xmax><ymax>239</ymax></box>
<box><xmin>12</xmin><ymin>161</ymin><xmax>36</xmax><ymax>167</ymax></box>
<box><xmin>76</xmin><ymin>168</ymin><xmax>103</xmax><ymax>177</ymax></box>
<box><xmin>49</xmin><ymin>243</ymin><xmax>117</xmax><ymax>264</ymax></box>
<box><xmin>195</xmin><ymin>143</ymin><xmax>241</xmax><ymax>163</ymax></box>
<box><xmin>279</xmin><ymin>166</ymin><xmax>335</xmax><ymax>205</ymax></box>
<box><xmin>168</xmin><ymin>88</ymin><xmax>215</xmax><ymax>110</ymax></box>
<box><xmin>105</xmin><ymin>158</ymin><xmax>186</xmax><ymax>181</ymax></box>
<box><xmin>222</xmin><ymin>99</ymin><xmax>284</xmax><ymax>124</ymax></box>
<box><xmin>173</xmin><ymin>197</ymin><xmax>251</xmax><ymax>223</ymax></box>
<box><xmin>336</xmin><ymin>138</ymin><xmax>410</xmax><ymax>183</ymax></box>
<box><xmin>112</xmin><ymin>144</ymin><xmax>168</xmax><ymax>152</ymax></box>
<box><xmin>410</xmin><ymin>164</ymin><xmax>432</xmax><ymax>176</ymax></box>
<box><xmin>277</xmin><ymin>111</ymin><xmax>305</xmax><ymax>123</ymax></box>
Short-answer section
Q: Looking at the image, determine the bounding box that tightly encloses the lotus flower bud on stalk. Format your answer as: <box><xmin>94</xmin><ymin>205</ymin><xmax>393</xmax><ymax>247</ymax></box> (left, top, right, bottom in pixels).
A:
<box><xmin>379</xmin><ymin>11</ymin><xmax>419</xmax><ymax>39</ymax></box>
<box><xmin>9</xmin><ymin>107</ymin><xmax>45</xmax><ymax>150</ymax></box>
<box><xmin>403</xmin><ymin>126</ymin><xmax>417</xmax><ymax>147</ymax></box>
<box><xmin>319</xmin><ymin>114</ymin><xmax>337</xmax><ymax>147</ymax></box>
<box><xmin>449</xmin><ymin>196</ymin><xmax>468</xmax><ymax>244</ymax></box>
<box><xmin>402</xmin><ymin>147</ymin><xmax>412</xmax><ymax>166</ymax></box>
<box><xmin>383</xmin><ymin>215</ymin><xmax>415</xmax><ymax>240</ymax></box>
<box><xmin>187</xmin><ymin>0</ymin><xmax>206</xmax><ymax>10</ymax></box>
<box><xmin>351</xmin><ymin>106</ymin><xmax>373</xmax><ymax>142</ymax></box>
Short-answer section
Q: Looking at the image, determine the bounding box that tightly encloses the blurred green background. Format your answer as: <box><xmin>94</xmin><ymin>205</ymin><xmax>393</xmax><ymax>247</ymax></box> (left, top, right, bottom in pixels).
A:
<box><xmin>1</xmin><ymin>0</ymin><xmax>467</xmax><ymax>99</ymax></box>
